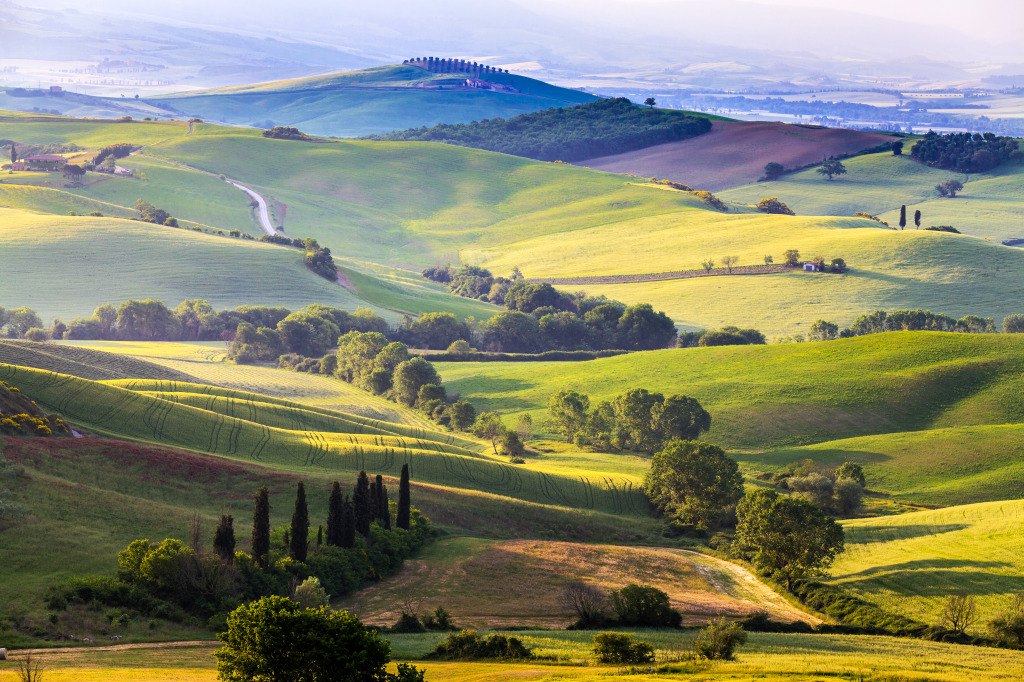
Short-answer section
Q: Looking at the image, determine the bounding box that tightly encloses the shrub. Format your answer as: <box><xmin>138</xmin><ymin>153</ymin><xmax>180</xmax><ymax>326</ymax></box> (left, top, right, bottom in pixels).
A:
<box><xmin>1004</xmin><ymin>314</ymin><xmax>1024</xmax><ymax>333</ymax></box>
<box><xmin>609</xmin><ymin>584</ymin><xmax>681</xmax><ymax>628</ymax></box>
<box><xmin>427</xmin><ymin>629</ymin><xmax>532</xmax><ymax>660</ymax></box>
<box><xmin>695</xmin><ymin>618</ymin><xmax>747</xmax><ymax>660</ymax></box>
<box><xmin>422</xmin><ymin>606</ymin><xmax>457</xmax><ymax>631</ymax></box>
<box><xmin>756</xmin><ymin>197</ymin><xmax>795</xmax><ymax>215</ymax></box>
<box><xmin>391</xmin><ymin>611</ymin><xmax>427</xmax><ymax>633</ymax></box>
<box><xmin>292</xmin><ymin>576</ymin><xmax>329</xmax><ymax>609</ymax></box>
<box><xmin>925</xmin><ymin>225</ymin><xmax>960</xmax><ymax>233</ymax></box>
<box><xmin>592</xmin><ymin>632</ymin><xmax>655</xmax><ymax>664</ymax></box>
<box><xmin>23</xmin><ymin>327</ymin><xmax>49</xmax><ymax>342</ymax></box>
<box><xmin>693</xmin><ymin>190</ymin><xmax>727</xmax><ymax>211</ymax></box>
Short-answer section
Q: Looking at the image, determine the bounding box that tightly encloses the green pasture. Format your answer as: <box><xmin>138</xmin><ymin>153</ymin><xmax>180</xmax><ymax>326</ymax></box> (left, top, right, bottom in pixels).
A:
<box><xmin>0</xmin><ymin>182</ymin><xmax>134</xmax><ymax>218</ymax></box>
<box><xmin>4</xmin><ymin>631</ymin><xmax>1024</xmax><ymax>682</ymax></box>
<box><xmin>0</xmin><ymin>365</ymin><xmax>648</xmax><ymax>516</ymax></box>
<box><xmin>719</xmin><ymin>152</ymin><xmax>1024</xmax><ymax>243</ymax></box>
<box><xmin>436</xmin><ymin>332</ymin><xmax>1024</xmax><ymax>450</ymax></box>
<box><xmin>831</xmin><ymin>499</ymin><xmax>1024</xmax><ymax>632</ymax></box>
<box><xmin>739</xmin><ymin>424</ymin><xmax>1024</xmax><ymax>507</ymax></box>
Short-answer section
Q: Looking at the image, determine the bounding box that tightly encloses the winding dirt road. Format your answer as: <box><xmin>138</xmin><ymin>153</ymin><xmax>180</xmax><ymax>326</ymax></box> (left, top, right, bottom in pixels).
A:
<box><xmin>230</xmin><ymin>181</ymin><xmax>275</xmax><ymax>235</ymax></box>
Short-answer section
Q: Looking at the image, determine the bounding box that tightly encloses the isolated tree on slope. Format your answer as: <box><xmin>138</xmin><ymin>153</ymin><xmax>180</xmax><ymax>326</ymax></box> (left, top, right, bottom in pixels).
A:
<box><xmin>289</xmin><ymin>482</ymin><xmax>309</xmax><ymax>562</ymax></box>
<box><xmin>899</xmin><ymin>205</ymin><xmax>907</xmax><ymax>230</ymax></box>
<box><xmin>816</xmin><ymin>158</ymin><xmax>847</xmax><ymax>181</ymax></box>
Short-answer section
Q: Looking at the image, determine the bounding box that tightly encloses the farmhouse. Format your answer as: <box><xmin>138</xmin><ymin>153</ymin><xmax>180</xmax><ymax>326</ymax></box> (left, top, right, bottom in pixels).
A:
<box><xmin>465</xmin><ymin>78</ymin><xmax>519</xmax><ymax>94</ymax></box>
<box><xmin>12</xmin><ymin>154</ymin><xmax>68</xmax><ymax>172</ymax></box>
<box><xmin>803</xmin><ymin>262</ymin><xmax>820</xmax><ymax>272</ymax></box>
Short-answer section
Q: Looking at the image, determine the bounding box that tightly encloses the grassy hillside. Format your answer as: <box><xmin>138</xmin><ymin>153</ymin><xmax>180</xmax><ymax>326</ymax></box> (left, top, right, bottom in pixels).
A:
<box><xmin>436</xmin><ymin>332</ymin><xmax>1024</xmax><ymax>450</ymax></box>
<box><xmin>738</xmin><ymin>425</ymin><xmax>1024</xmax><ymax>507</ymax></box>
<box><xmin>0</xmin><ymin>340</ymin><xmax>198</xmax><ymax>382</ymax></box>
<box><xmin>719</xmin><ymin>152</ymin><xmax>1024</xmax><ymax>243</ymax></box>
<box><xmin>0</xmin><ymin>364</ymin><xmax>648</xmax><ymax>516</ymax></box>
<box><xmin>0</xmin><ymin>206</ymin><xmax>497</xmax><ymax>324</ymax></box>
<box><xmin>4</xmin><ymin>114</ymin><xmax>1022</xmax><ymax>336</ymax></box>
<box><xmin>150</xmin><ymin>65</ymin><xmax>599</xmax><ymax>138</ymax></box>
<box><xmin>340</xmin><ymin>537</ymin><xmax>815</xmax><ymax>628</ymax></box>
<box><xmin>831</xmin><ymin>499</ymin><xmax>1024</xmax><ymax>632</ymax></box>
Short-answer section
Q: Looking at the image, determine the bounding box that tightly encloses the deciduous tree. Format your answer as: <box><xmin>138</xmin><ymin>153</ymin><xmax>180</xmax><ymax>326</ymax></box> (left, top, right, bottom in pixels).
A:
<box><xmin>548</xmin><ymin>390</ymin><xmax>590</xmax><ymax>444</ymax></box>
<box><xmin>644</xmin><ymin>440</ymin><xmax>743</xmax><ymax>529</ymax></box>
<box><xmin>816</xmin><ymin>158</ymin><xmax>847</xmax><ymax>181</ymax></box>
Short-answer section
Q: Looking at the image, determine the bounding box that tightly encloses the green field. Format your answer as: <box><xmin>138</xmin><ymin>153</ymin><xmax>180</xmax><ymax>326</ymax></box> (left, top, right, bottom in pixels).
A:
<box><xmin>436</xmin><ymin>332</ymin><xmax>1024</xmax><ymax>450</ymax></box>
<box><xmin>4</xmin><ymin>631</ymin><xmax>1024</xmax><ymax>682</ymax></box>
<box><xmin>831</xmin><ymin>499</ymin><xmax>1024</xmax><ymax>632</ymax></box>
<box><xmin>719</xmin><ymin>152</ymin><xmax>1024</xmax><ymax>243</ymax></box>
<box><xmin>150</xmin><ymin>65</ymin><xmax>599</xmax><ymax>138</ymax></box>
<box><xmin>738</xmin><ymin>424</ymin><xmax>1024</xmax><ymax>507</ymax></box>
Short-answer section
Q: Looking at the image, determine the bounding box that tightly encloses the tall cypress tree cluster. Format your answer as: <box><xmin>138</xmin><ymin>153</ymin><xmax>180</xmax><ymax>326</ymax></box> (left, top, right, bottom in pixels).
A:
<box><xmin>353</xmin><ymin>471</ymin><xmax>371</xmax><ymax>536</ymax></box>
<box><xmin>251</xmin><ymin>487</ymin><xmax>270</xmax><ymax>569</ymax></box>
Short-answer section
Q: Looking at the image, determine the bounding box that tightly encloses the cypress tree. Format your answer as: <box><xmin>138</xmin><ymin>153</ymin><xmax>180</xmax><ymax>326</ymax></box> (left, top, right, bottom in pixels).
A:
<box><xmin>290</xmin><ymin>481</ymin><xmax>309</xmax><ymax>561</ymax></box>
<box><xmin>341</xmin><ymin>494</ymin><xmax>356</xmax><ymax>548</ymax></box>
<box><xmin>354</xmin><ymin>471</ymin><xmax>371</xmax><ymax>536</ymax></box>
<box><xmin>899</xmin><ymin>204</ymin><xmax>907</xmax><ymax>230</ymax></box>
<box><xmin>379</xmin><ymin>477</ymin><xmax>391</xmax><ymax>530</ymax></box>
<box><xmin>213</xmin><ymin>514</ymin><xmax>235</xmax><ymax>561</ymax></box>
<box><xmin>283</xmin><ymin>529</ymin><xmax>290</xmax><ymax>547</ymax></box>
<box><xmin>397</xmin><ymin>463</ymin><xmax>411</xmax><ymax>530</ymax></box>
<box><xmin>317</xmin><ymin>525</ymin><xmax>323</xmax><ymax>547</ymax></box>
<box><xmin>251</xmin><ymin>486</ymin><xmax>270</xmax><ymax>569</ymax></box>
<box><xmin>914</xmin><ymin>209</ymin><xmax>922</xmax><ymax>229</ymax></box>
<box><xmin>370</xmin><ymin>476</ymin><xmax>381</xmax><ymax>523</ymax></box>
<box><xmin>326</xmin><ymin>481</ymin><xmax>343</xmax><ymax>546</ymax></box>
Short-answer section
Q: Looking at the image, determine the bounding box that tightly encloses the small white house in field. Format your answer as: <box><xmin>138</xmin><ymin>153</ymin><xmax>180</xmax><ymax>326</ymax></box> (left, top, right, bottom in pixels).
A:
<box><xmin>803</xmin><ymin>262</ymin><xmax>820</xmax><ymax>272</ymax></box>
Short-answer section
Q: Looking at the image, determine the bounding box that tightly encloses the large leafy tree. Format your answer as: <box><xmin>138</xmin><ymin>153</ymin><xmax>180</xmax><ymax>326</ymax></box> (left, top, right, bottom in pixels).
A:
<box><xmin>214</xmin><ymin>596</ymin><xmax>397</xmax><ymax>682</ymax></box>
<box><xmin>391</xmin><ymin>357</ymin><xmax>441</xmax><ymax>406</ymax></box>
<box><xmin>652</xmin><ymin>395</ymin><xmax>711</xmax><ymax>443</ymax></box>
<box><xmin>736</xmin><ymin>488</ymin><xmax>845</xmax><ymax>589</ymax></box>
<box><xmin>815</xmin><ymin>158</ymin><xmax>847</xmax><ymax>181</ymax></box>
<box><xmin>547</xmin><ymin>390</ymin><xmax>590</xmax><ymax>444</ymax></box>
<box><xmin>644</xmin><ymin>440</ymin><xmax>743</xmax><ymax>529</ymax></box>
<box><xmin>613</xmin><ymin>388</ymin><xmax>664</xmax><ymax>454</ymax></box>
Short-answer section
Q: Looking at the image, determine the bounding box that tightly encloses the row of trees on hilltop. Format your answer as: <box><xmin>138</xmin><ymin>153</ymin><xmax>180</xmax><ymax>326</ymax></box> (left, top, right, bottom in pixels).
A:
<box><xmin>363</xmin><ymin>98</ymin><xmax>712</xmax><ymax>162</ymax></box>
<box><xmin>404</xmin><ymin>57</ymin><xmax>509</xmax><ymax>75</ymax></box>
<box><xmin>807</xmin><ymin>308</ymin><xmax>1008</xmax><ymax>341</ymax></box>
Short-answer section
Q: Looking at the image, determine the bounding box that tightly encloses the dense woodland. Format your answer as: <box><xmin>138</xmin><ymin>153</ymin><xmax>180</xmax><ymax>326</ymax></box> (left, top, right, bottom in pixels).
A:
<box><xmin>363</xmin><ymin>98</ymin><xmax>712</xmax><ymax>162</ymax></box>
<box><xmin>910</xmin><ymin>131</ymin><xmax>1022</xmax><ymax>172</ymax></box>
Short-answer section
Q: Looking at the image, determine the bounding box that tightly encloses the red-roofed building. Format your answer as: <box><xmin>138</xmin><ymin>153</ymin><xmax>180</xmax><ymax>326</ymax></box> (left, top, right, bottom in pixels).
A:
<box><xmin>12</xmin><ymin>155</ymin><xmax>67</xmax><ymax>172</ymax></box>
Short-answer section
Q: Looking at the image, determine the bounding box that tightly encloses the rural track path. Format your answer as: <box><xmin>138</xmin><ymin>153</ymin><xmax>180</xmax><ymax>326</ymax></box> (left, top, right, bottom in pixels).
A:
<box><xmin>11</xmin><ymin>640</ymin><xmax>216</xmax><ymax>656</ymax></box>
<box><xmin>229</xmin><ymin>180</ymin><xmax>276</xmax><ymax>235</ymax></box>
<box><xmin>669</xmin><ymin>549</ymin><xmax>822</xmax><ymax>625</ymax></box>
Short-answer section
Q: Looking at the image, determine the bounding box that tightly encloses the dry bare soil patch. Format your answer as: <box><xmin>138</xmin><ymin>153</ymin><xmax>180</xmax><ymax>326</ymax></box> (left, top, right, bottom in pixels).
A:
<box><xmin>577</xmin><ymin>120</ymin><xmax>894</xmax><ymax>190</ymax></box>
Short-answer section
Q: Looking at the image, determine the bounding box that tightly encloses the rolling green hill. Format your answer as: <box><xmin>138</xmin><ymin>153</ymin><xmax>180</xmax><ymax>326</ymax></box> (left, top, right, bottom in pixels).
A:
<box><xmin>718</xmin><ymin>152</ymin><xmax>1024</xmax><ymax>243</ymax></box>
<box><xmin>737</xmin><ymin>425</ymin><xmax>1024</xmax><ymax>507</ymax></box>
<box><xmin>0</xmin><ymin>364</ymin><xmax>648</xmax><ymax>516</ymax></box>
<box><xmin>0</xmin><ymin>340</ymin><xmax>198</xmax><ymax>382</ymax></box>
<box><xmin>4</xmin><ymin>114</ymin><xmax>1023</xmax><ymax>337</ymax></box>
<box><xmin>0</xmin><ymin>205</ymin><xmax>498</xmax><ymax>324</ymax></box>
<box><xmin>149</xmin><ymin>65</ymin><xmax>599</xmax><ymax>138</ymax></box>
<box><xmin>435</xmin><ymin>332</ymin><xmax>1024</xmax><ymax>451</ymax></box>
<box><xmin>831</xmin><ymin>499</ymin><xmax>1024</xmax><ymax>633</ymax></box>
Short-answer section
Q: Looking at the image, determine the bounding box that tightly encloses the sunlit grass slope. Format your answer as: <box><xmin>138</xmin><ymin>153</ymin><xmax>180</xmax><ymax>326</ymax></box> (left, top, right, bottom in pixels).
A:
<box><xmin>738</xmin><ymin>425</ymin><xmax>1024</xmax><ymax>507</ymax></box>
<box><xmin>151</xmin><ymin>65</ymin><xmax>599</xmax><ymax>138</ymax></box>
<box><xmin>1</xmin><ymin>365</ymin><xmax>647</xmax><ymax>515</ymax></box>
<box><xmin>719</xmin><ymin>153</ymin><xmax>1024</xmax><ymax>243</ymax></box>
<box><xmin>830</xmin><ymin>499</ymin><xmax>1024</xmax><ymax>633</ymax></box>
<box><xmin>0</xmin><ymin>340</ymin><xmax>197</xmax><ymax>382</ymax></box>
<box><xmin>0</xmin><ymin>207</ymin><xmax>497</xmax><ymax>324</ymax></box>
<box><xmin>0</xmin><ymin>182</ymin><xmax>134</xmax><ymax>218</ymax></box>
<box><xmin>436</xmin><ymin>332</ymin><xmax>1024</xmax><ymax>450</ymax></box>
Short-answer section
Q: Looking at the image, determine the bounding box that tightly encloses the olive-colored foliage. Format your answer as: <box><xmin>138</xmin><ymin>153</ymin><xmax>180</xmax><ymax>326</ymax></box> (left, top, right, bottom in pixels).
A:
<box><xmin>426</xmin><ymin>629</ymin><xmax>533</xmax><ymax>660</ymax></box>
<box><xmin>757</xmin><ymin>197</ymin><xmax>795</xmax><ymax>215</ymax></box>
<box><xmin>736</xmin><ymin>489</ymin><xmax>845</xmax><ymax>589</ymax></box>
<box><xmin>392</xmin><ymin>357</ymin><xmax>441</xmax><ymax>406</ymax></box>
<box><xmin>644</xmin><ymin>440</ymin><xmax>743</xmax><ymax>529</ymax></box>
<box><xmin>548</xmin><ymin>390</ymin><xmax>590</xmax><ymax>444</ymax></box>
